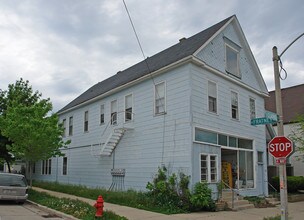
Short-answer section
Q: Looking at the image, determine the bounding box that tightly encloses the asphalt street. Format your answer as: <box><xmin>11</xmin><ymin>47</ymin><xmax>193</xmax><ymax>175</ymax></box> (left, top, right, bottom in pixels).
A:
<box><xmin>0</xmin><ymin>201</ymin><xmax>64</xmax><ymax>220</ymax></box>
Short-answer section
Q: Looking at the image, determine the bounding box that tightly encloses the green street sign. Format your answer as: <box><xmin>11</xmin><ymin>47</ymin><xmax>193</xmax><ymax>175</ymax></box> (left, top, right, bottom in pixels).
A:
<box><xmin>251</xmin><ymin>117</ymin><xmax>276</xmax><ymax>125</ymax></box>
<box><xmin>265</xmin><ymin>111</ymin><xmax>278</xmax><ymax>122</ymax></box>
<box><xmin>251</xmin><ymin>111</ymin><xmax>278</xmax><ymax>126</ymax></box>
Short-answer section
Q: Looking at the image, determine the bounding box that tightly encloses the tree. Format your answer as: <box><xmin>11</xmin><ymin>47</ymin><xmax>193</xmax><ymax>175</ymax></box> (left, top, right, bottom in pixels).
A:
<box><xmin>0</xmin><ymin>79</ymin><xmax>69</xmax><ymax>186</ymax></box>
<box><xmin>290</xmin><ymin>114</ymin><xmax>304</xmax><ymax>161</ymax></box>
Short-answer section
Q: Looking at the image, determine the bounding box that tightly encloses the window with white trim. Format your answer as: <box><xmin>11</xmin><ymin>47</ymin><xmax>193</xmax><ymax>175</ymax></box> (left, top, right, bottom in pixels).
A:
<box><xmin>111</xmin><ymin>100</ymin><xmax>117</xmax><ymax>125</ymax></box>
<box><xmin>84</xmin><ymin>111</ymin><xmax>89</xmax><ymax>132</ymax></box>
<box><xmin>68</xmin><ymin>116</ymin><xmax>73</xmax><ymax>136</ymax></box>
<box><xmin>62</xmin><ymin>157</ymin><xmax>67</xmax><ymax>175</ymax></box>
<box><xmin>62</xmin><ymin>119</ymin><xmax>66</xmax><ymax>137</ymax></box>
<box><xmin>154</xmin><ymin>82</ymin><xmax>166</xmax><ymax>115</ymax></box>
<box><xmin>208</xmin><ymin>81</ymin><xmax>217</xmax><ymax>113</ymax></box>
<box><xmin>200</xmin><ymin>154</ymin><xmax>218</xmax><ymax>183</ymax></box>
<box><xmin>100</xmin><ymin>104</ymin><xmax>105</xmax><ymax>124</ymax></box>
<box><xmin>226</xmin><ymin>44</ymin><xmax>240</xmax><ymax>77</ymax></box>
<box><xmin>125</xmin><ymin>94</ymin><xmax>133</xmax><ymax>122</ymax></box>
<box><xmin>249</xmin><ymin>98</ymin><xmax>256</xmax><ymax>119</ymax></box>
<box><xmin>42</xmin><ymin>159</ymin><xmax>52</xmax><ymax>175</ymax></box>
<box><xmin>231</xmin><ymin>91</ymin><xmax>239</xmax><ymax>119</ymax></box>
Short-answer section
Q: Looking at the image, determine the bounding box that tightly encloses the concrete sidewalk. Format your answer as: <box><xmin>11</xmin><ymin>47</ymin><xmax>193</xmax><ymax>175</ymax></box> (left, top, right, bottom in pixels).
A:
<box><xmin>32</xmin><ymin>187</ymin><xmax>304</xmax><ymax>220</ymax></box>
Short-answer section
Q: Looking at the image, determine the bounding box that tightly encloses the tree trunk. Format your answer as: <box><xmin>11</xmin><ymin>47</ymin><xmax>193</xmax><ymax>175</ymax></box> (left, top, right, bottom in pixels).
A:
<box><xmin>29</xmin><ymin>161</ymin><xmax>33</xmax><ymax>188</ymax></box>
<box><xmin>5</xmin><ymin>159</ymin><xmax>11</xmax><ymax>173</ymax></box>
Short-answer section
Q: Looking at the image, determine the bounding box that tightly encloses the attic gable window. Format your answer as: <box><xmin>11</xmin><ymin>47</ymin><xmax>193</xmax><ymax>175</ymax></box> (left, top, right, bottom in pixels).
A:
<box><xmin>225</xmin><ymin>42</ymin><xmax>240</xmax><ymax>78</ymax></box>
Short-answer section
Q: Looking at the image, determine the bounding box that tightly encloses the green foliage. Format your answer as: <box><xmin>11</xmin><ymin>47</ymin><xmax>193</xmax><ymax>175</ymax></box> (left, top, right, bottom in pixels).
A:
<box><xmin>34</xmin><ymin>167</ymin><xmax>215</xmax><ymax>215</ymax></box>
<box><xmin>0</xmin><ymin>78</ymin><xmax>70</xmax><ymax>163</ymax></box>
<box><xmin>190</xmin><ymin>182</ymin><xmax>215</xmax><ymax>211</ymax></box>
<box><xmin>263</xmin><ymin>215</ymin><xmax>280</xmax><ymax>220</ymax></box>
<box><xmin>271</xmin><ymin>176</ymin><xmax>304</xmax><ymax>193</ymax></box>
<box><xmin>290</xmin><ymin>114</ymin><xmax>304</xmax><ymax>161</ymax></box>
<box><xmin>28</xmin><ymin>189</ymin><xmax>128</xmax><ymax>220</ymax></box>
<box><xmin>146</xmin><ymin>166</ymin><xmax>191</xmax><ymax>213</ymax></box>
<box><xmin>146</xmin><ymin>166</ymin><xmax>214</xmax><ymax>213</ymax></box>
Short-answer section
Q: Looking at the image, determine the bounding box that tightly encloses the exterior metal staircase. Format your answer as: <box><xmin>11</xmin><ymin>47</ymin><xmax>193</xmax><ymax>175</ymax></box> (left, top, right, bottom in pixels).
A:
<box><xmin>91</xmin><ymin>111</ymin><xmax>134</xmax><ymax>157</ymax></box>
<box><xmin>99</xmin><ymin>128</ymin><xmax>126</xmax><ymax>156</ymax></box>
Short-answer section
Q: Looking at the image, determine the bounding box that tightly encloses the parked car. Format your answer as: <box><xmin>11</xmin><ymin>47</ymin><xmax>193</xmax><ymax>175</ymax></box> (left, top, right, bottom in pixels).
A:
<box><xmin>0</xmin><ymin>173</ymin><xmax>28</xmax><ymax>204</ymax></box>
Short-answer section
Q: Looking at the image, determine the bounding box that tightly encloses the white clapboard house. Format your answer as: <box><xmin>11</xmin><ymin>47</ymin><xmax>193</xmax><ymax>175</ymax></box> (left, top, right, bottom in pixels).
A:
<box><xmin>33</xmin><ymin>15</ymin><xmax>269</xmax><ymax>199</ymax></box>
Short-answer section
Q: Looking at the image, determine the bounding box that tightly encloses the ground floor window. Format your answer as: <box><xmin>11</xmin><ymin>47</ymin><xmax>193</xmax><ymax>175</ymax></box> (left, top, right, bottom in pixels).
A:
<box><xmin>221</xmin><ymin>148</ymin><xmax>254</xmax><ymax>189</ymax></box>
<box><xmin>200</xmin><ymin>154</ymin><xmax>218</xmax><ymax>183</ymax></box>
<box><xmin>62</xmin><ymin>157</ymin><xmax>67</xmax><ymax>175</ymax></box>
<box><xmin>42</xmin><ymin>159</ymin><xmax>52</xmax><ymax>175</ymax></box>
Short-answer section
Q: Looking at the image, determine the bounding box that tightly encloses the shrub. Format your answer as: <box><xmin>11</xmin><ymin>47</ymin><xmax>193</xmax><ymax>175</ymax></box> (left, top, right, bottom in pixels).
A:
<box><xmin>271</xmin><ymin>176</ymin><xmax>304</xmax><ymax>193</ymax></box>
<box><xmin>146</xmin><ymin>166</ymin><xmax>188</xmax><ymax>213</ymax></box>
<box><xmin>146</xmin><ymin>166</ymin><xmax>215</xmax><ymax>213</ymax></box>
<box><xmin>190</xmin><ymin>182</ymin><xmax>215</xmax><ymax>211</ymax></box>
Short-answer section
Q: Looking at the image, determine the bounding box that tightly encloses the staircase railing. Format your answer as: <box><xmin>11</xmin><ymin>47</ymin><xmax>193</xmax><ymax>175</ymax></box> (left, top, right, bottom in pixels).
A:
<box><xmin>90</xmin><ymin>111</ymin><xmax>134</xmax><ymax>156</ymax></box>
<box><xmin>268</xmin><ymin>181</ymin><xmax>279</xmax><ymax>199</ymax></box>
<box><xmin>221</xmin><ymin>180</ymin><xmax>240</xmax><ymax>209</ymax></box>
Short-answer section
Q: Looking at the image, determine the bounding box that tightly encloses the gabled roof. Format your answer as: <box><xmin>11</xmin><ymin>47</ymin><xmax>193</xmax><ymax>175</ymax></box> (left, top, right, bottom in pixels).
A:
<box><xmin>265</xmin><ymin>84</ymin><xmax>304</xmax><ymax>123</ymax></box>
<box><xmin>58</xmin><ymin>15</ymin><xmax>234</xmax><ymax>113</ymax></box>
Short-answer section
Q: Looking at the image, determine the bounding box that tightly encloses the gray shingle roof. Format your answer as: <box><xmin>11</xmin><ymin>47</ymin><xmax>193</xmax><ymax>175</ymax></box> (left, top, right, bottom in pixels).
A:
<box><xmin>58</xmin><ymin>15</ymin><xmax>233</xmax><ymax>113</ymax></box>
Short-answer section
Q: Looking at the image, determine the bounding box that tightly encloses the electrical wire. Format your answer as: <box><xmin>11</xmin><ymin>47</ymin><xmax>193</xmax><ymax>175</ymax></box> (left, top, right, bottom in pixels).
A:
<box><xmin>279</xmin><ymin>57</ymin><xmax>288</xmax><ymax>80</ymax></box>
<box><xmin>122</xmin><ymin>0</ymin><xmax>167</xmax><ymax>163</ymax></box>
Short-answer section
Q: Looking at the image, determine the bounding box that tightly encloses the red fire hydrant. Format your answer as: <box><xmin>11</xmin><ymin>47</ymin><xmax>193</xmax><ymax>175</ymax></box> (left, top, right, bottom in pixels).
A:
<box><xmin>94</xmin><ymin>195</ymin><xmax>104</xmax><ymax>218</ymax></box>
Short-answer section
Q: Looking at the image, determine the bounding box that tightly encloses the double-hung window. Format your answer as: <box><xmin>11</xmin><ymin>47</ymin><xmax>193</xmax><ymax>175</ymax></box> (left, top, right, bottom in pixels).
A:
<box><xmin>226</xmin><ymin>44</ymin><xmax>240</xmax><ymax>77</ymax></box>
<box><xmin>68</xmin><ymin>116</ymin><xmax>73</xmax><ymax>136</ymax></box>
<box><xmin>62</xmin><ymin>119</ymin><xmax>66</xmax><ymax>137</ymax></box>
<box><xmin>208</xmin><ymin>81</ymin><xmax>217</xmax><ymax>113</ymax></box>
<box><xmin>100</xmin><ymin>104</ymin><xmax>105</xmax><ymax>124</ymax></box>
<box><xmin>111</xmin><ymin>100</ymin><xmax>117</xmax><ymax>125</ymax></box>
<box><xmin>62</xmin><ymin>157</ymin><xmax>67</xmax><ymax>175</ymax></box>
<box><xmin>84</xmin><ymin>111</ymin><xmax>89</xmax><ymax>132</ymax></box>
<box><xmin>42</xmin><ymin>159</ymin><xmax>52</xmax><ymax>175</ymax></box>
<box><xmin>125</xmin><ymin>94</ymin><xmax>133</xmax><ymax>122</ymax></box>
<box><xmin>231</xmin><ymin>91</ymin><xmax>239</xmax><ymax>120</ymax></box>
<box><xmin>155</xmin><ymin>82</ymin><xmax>166</xmax><ymax>115</ymax></box>
<box><xmin>200</xmin><ymin>154</ymin><xmax>218</xmax><ymax>183</ymax></box>
<box><xmin>249</xmin><ymin>98</ymin><xmax>256</xmax><ymax>120</ymax></box>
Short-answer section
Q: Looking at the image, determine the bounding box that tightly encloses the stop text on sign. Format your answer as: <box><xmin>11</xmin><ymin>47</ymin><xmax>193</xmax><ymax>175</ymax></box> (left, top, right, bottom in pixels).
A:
<box><xmin>269</xmin><ymin>142</ymin><xmax>292</xmax><ymax>153</ymax></box>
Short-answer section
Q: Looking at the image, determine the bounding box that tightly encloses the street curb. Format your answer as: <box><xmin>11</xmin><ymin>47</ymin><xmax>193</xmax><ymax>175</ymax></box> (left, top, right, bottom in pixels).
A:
<box><xmin>27</xmin><ymin>200</ymin><xmax>79</xmax><ymax>220</ymax></box>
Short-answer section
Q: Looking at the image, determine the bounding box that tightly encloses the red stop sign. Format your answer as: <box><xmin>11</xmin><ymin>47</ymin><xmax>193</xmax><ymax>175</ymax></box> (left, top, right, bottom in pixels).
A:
<box><xmin>268</xmin><ymin>136</ymin><xmax>293</xmax><ymax>158</ymax></box>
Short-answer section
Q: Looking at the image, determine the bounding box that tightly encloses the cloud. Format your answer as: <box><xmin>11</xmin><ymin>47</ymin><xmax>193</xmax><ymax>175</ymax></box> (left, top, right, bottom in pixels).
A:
<box><xmin>0</xmin><ymin>0</ymin><xmax>303</xmax><ymax>112</ymax></box>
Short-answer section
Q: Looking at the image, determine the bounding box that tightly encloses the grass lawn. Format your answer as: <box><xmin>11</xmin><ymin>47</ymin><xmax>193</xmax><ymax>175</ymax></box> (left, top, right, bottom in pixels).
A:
<box><xmin>29</xmin><ymin>189</ymin><xmax>128</xmax><ymax>220</ymax></box>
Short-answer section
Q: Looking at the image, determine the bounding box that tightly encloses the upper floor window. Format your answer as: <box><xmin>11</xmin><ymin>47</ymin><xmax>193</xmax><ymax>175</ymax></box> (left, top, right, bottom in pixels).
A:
<box><xmin>249</xmin><ymin>98</ymin><xmax>256</xmax><ymax>119</ymax></box>
<box><xmin>208</xmin><ymin>81</ymin><xmax>217</xmax><ymax>113</ymax></box>
<box><xmin>100</xmin><ymin>104</ymin><xmax>105</xmax><ymax>124</ymax></box>
<box><xmin>231</xmin><ymin>91</ymin><xmax>239</xmax><ymax>120</ymax></box>
<box><xmin>111</xmin><ymin>100</ymin><xmax>117</xmax><ymax>125</ymax></box>
<box><xmin>68</xmin><ymin>116</ymin><xmax>73</xmax><ymax>136</ymax></box>
<box><xmin>84</xmin><ymin>111</ymin><xmax>89</xmax><ymax>132</ymax></box>
<box><xmin>154</xmin><ymin>82</ymin><xmax>166</xmax><ymax>115</ymax></box>
<box><xmin>62</xmin><ymin>119</ymin><xmax>66</xmax><ymax>137</ymax></box>
<box><xmin>125</xmin><ymin>94</ymin><xmax>133</xmax><ymax>122</ymax></box>
<box><xmin>226</xmin><ymin>44</ymin><xmax>240</xmax><ymax>77</ymax></box>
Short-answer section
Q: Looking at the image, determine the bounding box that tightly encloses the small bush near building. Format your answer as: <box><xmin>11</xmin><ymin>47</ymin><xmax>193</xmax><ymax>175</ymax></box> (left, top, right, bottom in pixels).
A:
<box><xmin>271</xmin><ymin>176</ymin><xmax>304</xmax><ymax>193</ymax></box>
<box><xmin>33</xmin><ymin>167</ymin><xmax>216</xmax><ymax>214</ymax></box>
<box><xmin>146</xmin><ymin>166</ymin><xmax>215</xmax><ymax>212</ymax></box>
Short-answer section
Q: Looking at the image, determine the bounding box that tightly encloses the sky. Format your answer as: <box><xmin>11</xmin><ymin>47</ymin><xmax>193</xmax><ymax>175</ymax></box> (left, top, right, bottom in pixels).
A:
<box><xmin>0</xmin><ymin>0</ymin><xmax>303</xmax><ymax>112</ymax></box>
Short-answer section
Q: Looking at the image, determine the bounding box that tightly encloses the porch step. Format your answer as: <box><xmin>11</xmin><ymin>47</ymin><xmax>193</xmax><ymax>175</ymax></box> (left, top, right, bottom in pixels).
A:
<box><xmin>266</xmin><ymin>197</ymin><xmax>280</xmax><ymax>206</ymax></box>
<box><xmin>226</xmin><ymin>199</ymin><xmax>255</xmax><ymax>211</ymax></box>
<box><xmin>221</xmin><ymin>191</ymin><xmax>254</xmax><ymax>211</ymax></box>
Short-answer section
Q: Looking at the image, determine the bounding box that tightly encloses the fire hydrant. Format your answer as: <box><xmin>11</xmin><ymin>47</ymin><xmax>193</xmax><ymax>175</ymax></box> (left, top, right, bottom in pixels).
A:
<box><xmin>94</xmin><ymin>195</ymin><xmax>104</xmax><ymax>218</ymax></box>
